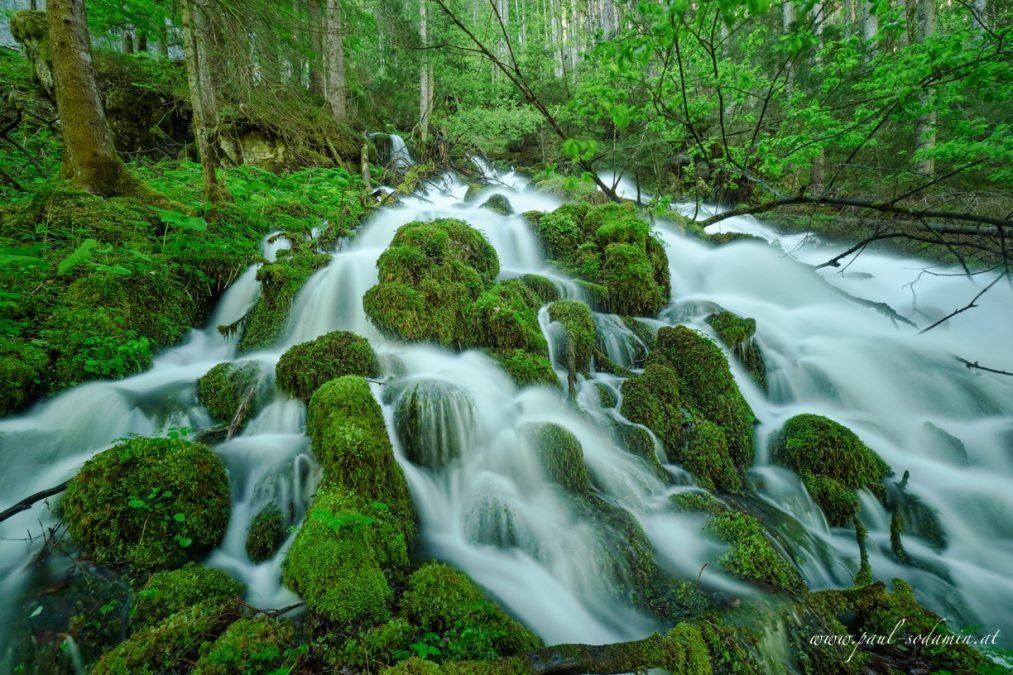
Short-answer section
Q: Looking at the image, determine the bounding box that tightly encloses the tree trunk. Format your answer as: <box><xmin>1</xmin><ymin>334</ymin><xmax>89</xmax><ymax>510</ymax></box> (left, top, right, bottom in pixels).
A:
<box><xmin>325</xmin><ymin>0</ymin><xmax>347</xmax><ymax>121</ymax></box>
<box><xmin>972</xmin><ymin>0</ymin><xmax>987</xmax><ymax>31</ymax></box>
<box><xmin>123</xmin><ymin>30</ymin><xmax>134</xmax><ymax>54</ymax></box>
<box><xmin>47</xmin><ymin>0</ymin><xmax>141</xmax><ymax>196</ymax></box>
<box><xmin>180</xmin><ymin>0</ymin><xmax>227</xmax><ymax>201</ymax></box>
<box><xmin>861</xmin><ymin>0</ymin><xmax>878</xmax><ymax>41</ymax></box>
<box><xmin>137</xmin><ymin>30</ymin><xmax>148</xmax><ymax>52</ymax></box>
<box><xmin>308</xmin><ymin>0</ymin><xmax>324</xmax><ymax>96</ymax></box>
<box><xmin>418</xmin><ymin>0</ymin><xmax>433</xmax><ymax>143</ymax></box>
<box><xmin>914</xmin><ymin>0</ymin><xmax>935</xmax><ymax>175</ymax></box>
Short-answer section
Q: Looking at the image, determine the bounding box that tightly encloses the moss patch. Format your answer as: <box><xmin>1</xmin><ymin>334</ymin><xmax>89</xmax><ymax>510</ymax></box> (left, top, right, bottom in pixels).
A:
<box><xmin>131</xmin><ymin>566</ymin><xmax>245</xmax><ymax>631</ymax></box>
<box><xmin>467</xmin><ymin>280</ymin><xmax>546</xmax><ymax>355</ymax></box>
<box><xmin>275</xmin><ymin>330</ymin><xmax>379</xmax><ymax>399</ymax></box>
<box><xmin>706</xmin><ymin>511</ymin><xmax>803</xmax><ymax>591</ymax></box>
<box><xmin>394</xmin><ymin>379</ymin><xmax>478</xmax><ymax>469</ymax></box>
<box><xmin>526</xmin><ymin>423</ymin><xmax>591</xmax><ymax>494</ymax></box>
<box><xmin>491</xmin><ymin>349</ymin><xmax>559</xmax><ymax>388</ymax></box>
<box><xmin>193</xmin><ymin>615</ymin><xmax>296</xmax><ymax>675</ymax></box>
<box><xmin>480</xmin><ymin>194</ymin><xmax>514</xmax><ymax>215</ymax></box>
<box><xmin>684</xmin><ymin>419</ymin><xmax>742</xmax><ymax>493</ymax></box>
<box><xmin>547</xmin><ymin>300</ymin><xmax>597</xmax><ymax>382</ymax></box>
<box><xmin>705</xmin><ymin>311</ymin><xmax>766</xmax><ymax>391</ymax></box>
<box><xmin>62</xmin><ymin>438</ymin><xmax>231</xmax><ymax>570</ymax></box>
<box><xmin>246</xmin><ymin>504</ymin><xmax>286</xmax><ymax>562</ymax></box>
<box><xmin>198</xmin><ymin>361</ymin><xmax>261</xmax><ymax>424</ymax></box>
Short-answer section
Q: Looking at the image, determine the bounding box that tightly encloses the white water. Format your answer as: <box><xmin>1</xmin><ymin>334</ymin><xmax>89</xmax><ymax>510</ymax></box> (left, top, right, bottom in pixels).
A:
<box><xmin>2</xmin><ymin>163</ymin><xmax>1011</xmax><ymax>662</ymax></box>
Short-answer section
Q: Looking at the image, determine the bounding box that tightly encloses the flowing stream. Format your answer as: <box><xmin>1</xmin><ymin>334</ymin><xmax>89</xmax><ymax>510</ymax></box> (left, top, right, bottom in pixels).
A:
<box><xmin>1</xmin><ymin>150</ymin><xmax>1011</xmax><ymax>662</ymax></box>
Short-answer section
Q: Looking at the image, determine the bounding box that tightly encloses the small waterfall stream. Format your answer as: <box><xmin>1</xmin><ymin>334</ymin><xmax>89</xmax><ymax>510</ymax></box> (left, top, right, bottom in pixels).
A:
<box><xmin>1</xmin><ymin>152</ymin><xmax>1011</xmax><ymax>659</ymax></box>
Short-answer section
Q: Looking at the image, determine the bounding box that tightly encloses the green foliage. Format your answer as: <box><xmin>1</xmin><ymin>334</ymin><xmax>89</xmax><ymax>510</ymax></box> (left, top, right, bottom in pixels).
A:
<box><xmin>275</xmin><ymin>330</ymin><xmax>379</xmax><ymax>399</ymax></box>
<box><xmin>707</xmin><ymin>511</ymin><xmax>804</xmax><ymax>591</ymax></box>
<box><xmin>198</xmin><ymin>361</ymin><xmax>261</xmax><ymax>423</ymax></box>
<box><xmin>246</xmin><ymin>504</ymin><xmax>286</xmax><ymax>562</ymax></box>
<box><xmin>440</xmin><ymin>100</ymin><xmax>543</xmax><ymax>157</ymax></box>
<box><xmin>131</xmin><ymin>566</ymin><xmax>245</xmax><ymax>631</ymax></box>
<box><xmin>62</xmin><ymin>438</ymin><xmax>231</xmax><ymax>570</ymax></box>
<box><xmin>194</xmin><ymin>616</ymin><xmax>297</xmax><ymax>675</ymax></box>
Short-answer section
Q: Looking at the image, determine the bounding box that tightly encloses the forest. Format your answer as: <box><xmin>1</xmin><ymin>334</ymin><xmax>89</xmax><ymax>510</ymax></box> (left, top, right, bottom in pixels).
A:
<box><xmin>0</xmin><ymin>0</ymin><xmax>1010</xmax><ymax>672</ymax></box>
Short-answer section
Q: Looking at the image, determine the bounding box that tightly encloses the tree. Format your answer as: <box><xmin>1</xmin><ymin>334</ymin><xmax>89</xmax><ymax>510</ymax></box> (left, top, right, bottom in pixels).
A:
<box><xmin>180</xmin><ymin>0</ymin><xmax>227</xmax><ymax>201</ymax></box>
<box><xmin>325</xmin><ymin>0</ymin><xmax>347</xmax><ymax>121</ymax></box>
<box><xmin>419</xmin><ymin>0</ymin><xmax>433</xmax><ymax>142</ymax></box>
<box><xmin>46</xmin><ymin>0</ymin><xmax>143</xmax><ymax>196</ymax></box>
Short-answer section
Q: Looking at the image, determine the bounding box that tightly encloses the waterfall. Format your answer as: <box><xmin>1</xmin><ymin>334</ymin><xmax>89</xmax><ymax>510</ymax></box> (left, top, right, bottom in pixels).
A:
<box><xmin>2</xmin><ymin>160</ymin><xmax>1012</xmax><ymax>661</ymax></box>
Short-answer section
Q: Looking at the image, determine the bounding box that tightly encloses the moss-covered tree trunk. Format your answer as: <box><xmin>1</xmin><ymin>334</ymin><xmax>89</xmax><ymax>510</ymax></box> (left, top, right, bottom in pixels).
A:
<box><xmin>308</xmin><ymin>0</ymin><xmax>325</xmax><ymax>97</ymax></box>
<box><xmin>325</xmin><ymin>0</ymin><xmax>346</xmax><ymax>121</ymax></box>
<box><xmin>46</xmin><ymin>0</ymin><xmax>143</xmax><ymax>196</ymax></box>
<box><xmin>180</xmin><ymin>0</ymin><xmax>227</xmax><ymax>202</ymax></box>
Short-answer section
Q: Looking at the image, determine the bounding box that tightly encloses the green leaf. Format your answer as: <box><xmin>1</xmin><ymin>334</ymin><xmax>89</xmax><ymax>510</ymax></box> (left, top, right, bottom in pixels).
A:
<box><xmin>57</xmin><ymin>239</ymin><xmax>98</xmax><ymax>275</ymax></box>
<box><xmin>173</xmin><ymin>512</ymin><xmax>186</xmax><ymax>523</ymax></box>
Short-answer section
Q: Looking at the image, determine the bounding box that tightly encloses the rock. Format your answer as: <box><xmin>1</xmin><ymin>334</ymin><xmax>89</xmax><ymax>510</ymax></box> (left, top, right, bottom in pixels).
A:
<box><xmin>480</xmin><ymin>193</ymin><xmax>514</xmax><ymax>215</ymax></box>
<box><xmin>275</xmin><ymin>330</ymin><xmax>379</xmax><ymax>400</ymax></box>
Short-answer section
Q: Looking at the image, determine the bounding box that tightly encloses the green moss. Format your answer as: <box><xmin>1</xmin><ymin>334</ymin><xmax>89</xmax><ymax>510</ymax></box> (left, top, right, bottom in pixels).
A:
<box><xmin>655</xmin><ymin>326</ymin><xmax>756</xmax><ymax>471</ymax></box>
<box><xmin>619</xmin><ymin>362</ymin><xmax>687</xmax><ymax>455</ymax></box>
<box><xmin>547</xmin><ymin>300</ymin><xmax>597</xmax><ymax>380</ymax></box>
<box><xmin>237</xmin><ymin>250</ymin><xmax>330</xmax><ymax>353</ymax></box>
<box><xmin>246</xmin><ymin>504</ymin><xmax>286</xmax><ymax>562</ymax></box>
<box><xmin>399</xmin><ymin>562</ymin><xmax>543</xmax><ymax>660</ymax></box>
<box><xmin>0</xmin><ymin>337</ymin><xmax>47</xmax><ymax>416</ymax></box>
<box><xmin>131</xmin><ymin>565</ymin><xmax>245</xmax><ymax>631</ymax></box>
<box><xmin>275</xmin><ymin>330</ymin><xmax>379</xmax><ymax>399</ymax></box>
<box><xmin>62</xmin><ymin>438</ymin><xmax>231</xmax><ymax>570</ymax></box>
<box><xmin>685</xmin><ymin>419</ymin><xmax>743</xmax><ymax>493</ymax></box>
<box><xmin>526</xmin><ymin>423</ymin><xmax>591</xmax><ymax>494</ymax></box>
<box><xmin>773</xmin><ymin>414</ymin><xmax>892</xmax><ymax>527</ymax></box>
<box><xmin>282</xmin><ymin>487</ymin><xmax>404</xmax><ymax>627</ymax></box>
<box><xmin>91</xmin><ymin>599</ymin><xmax>243</xmax><ymax>675</ymax></box>
<box><xmin>334</xmin><ymin>617</ymin><xmax>418</xmax><ymax>670</ymax></box>
<box><xmin>706</xmin><ymin>511</ymin><xmax>803</xmax><ymax>591</ymax></box>
<box><xmin>193</xmin><ymin>616</ymin><xmax>296</xmax><ymax>675</ymax></box>
<box><xmin>671</xmin><ymin>490</ymin><xmax>727</xmax><ymax>515</ymax></box>
<box><xmin>480</xmin><ymin>194</ymin><xmax>514</xmax><ymax>215</ymax></box>
<box><xmin>365</xmin><ymin>219</ymin><xmax>498</xmax><ymax>346</ymax></box>
<box><xmin>467</xmin><ymin>280</ymin><xmax>547</xmax><ymax>355</ymax></box>
<box><xmin>306</xmin><ymin>376</ymin><xmax>415</xmax><ymax>537</ymax></box>
<box><xmin>492</xmin><ymin>349</ymin><xmax>559</xmax><ymax>388</ymax></box>
<box><xmin>600</xmin><ymin>243</ymin><xmax>667</xmax><ymax>316</ymax></box>
<box><xmin>198</xmin><ymin>361</ymin><xmax>261</xmax><ymax>423</ymax></box>
<box><xmin>595</xmin><ymin>382</ymin><xmax>618</xmax><ymax>407</ymax></box>
<box><xmin>705</xmin><ymin>311</ymin><xmax>766</xmax><ymax>390</ymax></box>
<box><xmin>394</xmin><ymin>380</ymin><xmax>478</xmax><ymax>469</ymax></box>
<box><xmin>381</xmin><ymin>657</ymin><xmax>445</xmax><ymax>674</ymax></box>
<box><xmin>519</xmin><ymin>274</ymin><xmax>560</xmax><ymax>304</ymax></box>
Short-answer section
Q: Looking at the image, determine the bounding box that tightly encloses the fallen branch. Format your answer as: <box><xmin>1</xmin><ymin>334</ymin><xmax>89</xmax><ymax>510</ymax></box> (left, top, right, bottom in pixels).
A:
<box><xmin>225</xmin><ymin>386</ymin><xmax>256</xmax><ymax>442</ymax></box>
<box><xmin>955</xmin><ymin>357</ymin><xmax>1013</xmax><ymax>377</ymax></box>
<box><xmin>824</xmin><ymin>283</ymin><xmax>919</xmax><ymax>329</ymax></box>
<box><xmin>919</xmin><ymin>270</ymin><xmax>1006</xmax><ymax>334</ymax></box>
<box><xmin>0</xmin><ymin>481</ymin><xmax>69</xmax><ymax>524</ymax></box>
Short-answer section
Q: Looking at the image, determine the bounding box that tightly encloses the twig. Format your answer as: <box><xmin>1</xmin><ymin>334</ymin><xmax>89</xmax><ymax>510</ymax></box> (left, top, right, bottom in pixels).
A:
<box><xmin>919</xmin><ymin>270</ymin><xmax>1006</xmax><ymax>333</ymax></box>
<box><xmin>0</xmin><ymin>482</ymin><xmax>69</xmax><ymax>524</ymax></box>
<box><xmin>954</xmin><ymin>357</ymin><xmax>1013</xmax><ymax>377</ymax></box>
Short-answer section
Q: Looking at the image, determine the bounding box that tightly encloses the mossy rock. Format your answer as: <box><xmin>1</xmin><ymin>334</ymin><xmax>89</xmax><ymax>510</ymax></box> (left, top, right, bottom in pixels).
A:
<box><xmin>670</xmin><ymin>491</ymin><xmax>727</xmax><ymax>515</ymax></box>
<box><xmin>381</xmin><ymin>657</ymin><xmax>444</xmax><ymax>674</ymax></box>
<box><xmin>131</xmin><ymin>565</ymin><xmax>245</xmax><ymax>631</ymax></box>
<box><xmin>519</xmin><ymin>274</ymin><xmax>560</xmax><ymax>304</ymax></box>
<box><xmin>283</xmin><ymin>487</ymin><xmax>406</xmax><ymax>627</ymax></box>
<box><xmin>62</xmin><ymin>438</ymin><xmax>231</xmax><ymax>570</ymax></box>
<box><xmin>198</xmin><ymin>361</ymin><xmax>261</xmax><ymax>424</ymax></box>
<box><xmin>91</xmin><ymin>599</ymin><xmax>243</xmax><ymax>675</ymax></box>
<box><xmin>655</xmin><ymin>326</ymin><xmax>756</xmax><ymax>471</ymax></box>
<box><xmin>399</xmin><ymin>562</ymin><xmax>543</xmax><ymax>659</ymax></box>
<box><xmin>0</xmin><ymin>337</ymin><xmax>48</xmax><ymax>416</ymax></box>
<box><xmin>595</xmin><ymin>382</ymin><xmax>618</xmax><ymax>408</ymax></box>
<box><xmin>275</xmin><ymin>330</ymin><xmax>379</xmax><ymax>399</ymax></box>
<box><xmin>547</xmin><ymin>300</ymin><xmax>597</xmax><ymax>380</ymax></box>
<box><xmin>193</xmin><ymin>615</ymin><xmax>296</xmax><ymax>674</ymax></box>
<box><xmin>394</xmin><ymin>379</ymin><xmax>479</xmax><ymax>469</ymax></box>
<box><xmin>246</xmin><ymin>504</ymin><xmax>286</xmax><ymax>562</ymax></box>
<box><xmin>307</xmin><ymin>376</ymin><xmax>415</xmax><ymax>537</ymax></box>
<box><xmin>364</xmin><ymin>219</ymin><xmax>499</xmax><ymax>347</ymax></box>
<box><xmin>600</xmin><ymin>242</ymin><xmax>667</xmax><ymax>316</ymax></box>
<box><xmin>492</xmin><ymin>349</ymin><xmax>559</xmax><ymax>388</ymax></box>
<box><xmin>707</xmin><ymin>231</ymin><xmax>766</xmax><ymax>246</ymax></box>
<box><xmin>467</xmin><ymin>280</ymin><xmax>547</xmax><ymax>355</ymax></box>
<box><xmin>480</xmin><ymin>193</ymin><xmax>514</xmax><ymax>215</ymax></box>
<box><xmin>707</xmin><ymin>511</ymin><xmax>803</xmax><ymax>591</ymax></box>
<box><xmin>705</xmin><ymin>311</ymin><xmax>766</xmax><ymax>391</ymax></box>
<box><xmin>773</xmin><ymin>414</ymin><xmax>892</xmax><ymax>526</ymax></box>
<box><xmin>619</xmin><ymin>362</ymin><xmax>688</xmax><ymax>458</ymax></box>
<box><xmin>526</xmin><ymin>423</ymin><xmax>591</xmax><ymax>494</ymax></box>
<box><xmin>237</xmin><ymin>249</ymin><xmax>331</xmax><ymax>353</ymax></box>
<box><xmin>684</xmin><ymin>419</ymin><xmax>742</xmax><ymax>494</ymax></box>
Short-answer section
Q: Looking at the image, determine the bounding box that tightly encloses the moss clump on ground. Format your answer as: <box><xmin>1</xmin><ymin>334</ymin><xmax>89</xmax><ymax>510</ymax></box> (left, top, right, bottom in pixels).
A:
<box><xmin>282</xmin><ymin>487</ymin><xmax>405</xmax><ymax>628</ymax></box>
<box><xmin>193</xmin><ymin>615</ymin><xmax>296</xmax><ymax>674</ymax></box>
<box><xmin>91</xmin><ymin>598</ymin><xmax>243</xmax><ymax>675</ymax></box>
<box><xmin>547</xmin><ymin>300</ymin><xmax>597</xmax><ymax>381</ymax></box>
<box><xmin>706</xmin><ymin>511</ymin><xmax>803</xmax><ymax>591</ymax></box>
<box><xmin>364</xmin><ymin>219</ymin><xmax>498</xmax><ymax>347</ymax></box>
<box><xmin>0</xmin><ymin>338</ymin><xmax>48</xmax><ymax>415</ymax></box>
<box><xmin>773</xmin><ymin>414</ymin><xmax>892</xmax><ymax>526</ymax></box>
<box><xmin>534</xmin><ymin>203</ymin><xmax>670</xmax><ymax>316</ymax></box>
<box><xmin>684</xmin><ymin>419</ymin><xmax>742</xmax><ymax>493</ymax></box>
<box><xmin>480</xmin><ymin>194</ymin><xmax>514</xmax><ymax>215</ymax></box>
<box><xmin>527</xmin><ymin>423</ymin><xmax>591</xmax><ymax>494</ymax></box>
<box><xmin>467</xmin><ymin>280</ymin><xmax>547</xmax><ymax>355</ymax></box>
<box><xmin>197</xmin><ymin>361</ymin><xmax>261</xmax><ymax>423</ymax></box>
<box><xmin>399</xmin><ymin>563</ymin><xmax>543</xmax><ymax>660</ymax></box>
<box><xmin>275</xmin><ymin>330</ymin><xmax>379</xmax><ymax>399</ymax></box>
<box><xmin>705</xmin><ymin>311</ymin><xmax>767</xmax><ymax>390</ymax></box>
<box><xmin>394</xmin><ymin>380</ymin><xmax>478</xmax><ymax>469</ymax></box>
<box><xmin>491</xmin><ymin>349</ymin><xmax>559</xmax><ymax>388</ymax></box>
<box><xmin>246</xmin><ymin>504</ymin><xmax>286</xmax><ymax>562</ymax></box>
<box><xmin>131</xmin><ymin>566</ymin><xmax>244</xmax><ymax>631</ymax></box>
<box><xmin>306</xmin><ymin>376</ymin><xmax>415</xmax><ymax>536</ymax></box>
<box><xmin>655</xmin><ymin>326</ymin><xmax>756</xmax><ymax>471</ymax></box>
<box><xmin>519</xmin><ymin>274</ymin><xmax>560</xmax><ymax>304</ymax></box>
<box><xmin>62</xmin><ymin>437</ymin><xmax>231</xmax><ymax>570</ymax></box>
<box><xmin>619</xmin><ymin>362</ymin><xmax>687</xmax><ymax>453</ymax></box>
<box><xmin>671</xmin><ymin>491</ymin><xmax>727</xmax><ymax>515</ymax></box>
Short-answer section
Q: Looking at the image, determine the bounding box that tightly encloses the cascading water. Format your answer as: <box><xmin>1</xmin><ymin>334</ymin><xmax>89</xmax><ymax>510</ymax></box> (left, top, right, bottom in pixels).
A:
<box><xmin>2</xmin><ymin>162</ymin><xmax>1011</xmax><ymax>665</ymax></box>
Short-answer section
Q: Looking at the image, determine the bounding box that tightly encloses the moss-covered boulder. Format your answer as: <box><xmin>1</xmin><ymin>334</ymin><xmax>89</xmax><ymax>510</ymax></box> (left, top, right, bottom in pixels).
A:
<box><xmin>535</xmin><ymin>203</ymin><xmax>670</xmax><ymax>316</ymax></box>
<box><xmin>526</xmin><ymin>423</ymin><xmax>591</xmax><ymax>494</ymax></box>
<box><xmin>131</xmin><ymin>565</ymin><xmax>244</xmax><ymax>631</ymax></box>
<box><xmin>237</xmin><ymin>249</ymin><xmax>331</xmax><ymax>353</ymax></box>
<box><xmin>705</xmin><ymin>311</ymin><xmax>766</xmax><ymax>391</ymax></box>
<box><xmin>193</xmin><ymin>615</ymin><xmax>296</xmax><ymax>674</ymax></box>
<box><xmin>275</xmin><ymin>330</ymin><xmax>379</xmax><ymax>399</ymax></box>
<box><xmin>62</xmin><ymin>438</ymin><xmax>231</xmax><ymax>570</ymax></box>
<box><xmin>363</xmin><ymin>219</ymin><xmax>498</xmax><ymax>347</ymax></box>
<box><xmin>198</xmin><ymin>361</ymin><xmax>261</xmax><ymax>424</ymax></box>
<box><xmin>519</xmin><ymin>274</ymin><xmax>560</xmax><ymax>304</ymax></box>
<box><xmin>773</xmin><ymin>414</ymin><xmax>892</xmax><ymax>526</ymax></box>
<box><xmin>0</xmin><ymin>337</ymin><xmax>48</xmax><ymax>417</ymax></box>
<box><xmin>492</xmin><ymin>349</ymin><xmax>559</xmax><ymax>388</ymax></box>
<box><xmin>684</xmin><ymin>420</ymin><xmax>742</xmax><ymax>493</ymax></box>
<box><xmin>655</xmin><ymin>326</ymin><xmax>756</xmax><ymax>470</ymax></box>
<box><xmin>282</xmin><ymin>487</ymin><xmax>406</xmax><ymax>627</ymax></box>
<box><xmin>620</xmin><ymin>362</ymin><xmax>687</xmax><ymax>453</ymax></box>
<box><xmin>394</xmin><ymin>380</ymin><xmax>478</xmax><ymax>469</ymax></box>
<box><xmin>467</xmin><ymin>280</ymin><xmax>547</xmax><ymax>355</ymax></box>
<box><xmin>547</xmin><ymin>300</ymin><xmax>597</xmax><ymax>384</ymax></box>
<box><xmin>92</xmin><ymin>599</ymin><xmax>243</xmax><ymax>675</ymax></box>
<box><xmin>246</xmin><ymin>504</ymin><xmax>286</xmax><ymax>562</ymax></box>
<box><xmin>306</xmin><ymin>376</ymin><xmax>415</xmax><ymax>536</ymax></box>
<box><xmin>480</xmin><ymin>193</ymin><xmax>514</xmax><ymax>215</ymax></box>
<box><xmin>706</xmin><ymin>511</ymin><xmax>803</xmax><ymax>591</ymax></box>
<box><xmin>399</xmin><ymin>563</ymin><xmax>543</xmax><ymax>659</ymax></box>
